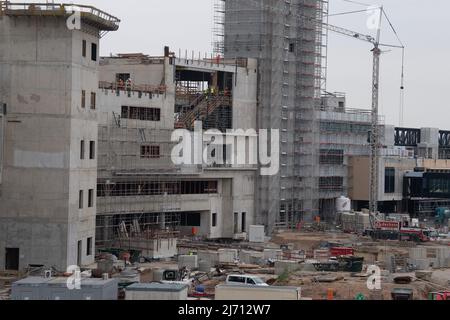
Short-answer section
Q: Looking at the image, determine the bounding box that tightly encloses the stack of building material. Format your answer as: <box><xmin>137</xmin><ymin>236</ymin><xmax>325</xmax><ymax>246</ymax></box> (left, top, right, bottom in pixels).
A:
<box><xmin>341</xmin><ymin>212</ymin><xmax>371</xmax><ymax>233</ymax></box>
<box><xmin>342</xmin><ymin>212</ymin><xmax>357</xmax><ymax>232</ymax></box>
<box><xmin>356</xmin><ymin>212</ymin><xmax>371</xmax><ymax>232</ymax></box>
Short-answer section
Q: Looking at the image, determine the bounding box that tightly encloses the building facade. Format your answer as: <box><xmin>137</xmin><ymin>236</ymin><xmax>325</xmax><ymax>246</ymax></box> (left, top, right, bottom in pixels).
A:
<box><xmin>0</xmin><ymin>3</ymin><xmax>119</xmax><ymax>271</ymax></box>
<box><xmin>223</xmin><ymin>0</ymin><xmax>329</xmax><ymax>230</ymax></box>
<box><xmin>350</xmin><ymin>127</ymin><xmax>450</xmax><ymax>218</ymax></box>
<box><xmin>95</xmin><ymin>51</ymin><xmax>259</xmax><ymax>248</ymax></box>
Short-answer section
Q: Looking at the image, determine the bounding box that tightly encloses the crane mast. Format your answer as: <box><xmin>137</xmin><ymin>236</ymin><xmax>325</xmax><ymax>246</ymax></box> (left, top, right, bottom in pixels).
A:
<box><xmin>298</xmin><ymin>7</ymin><xmax>403</xmax><ymax>226</ymax></box>
<box><xmin>369</xmin><ymin>44</ymin><xmax>381</xmax><ymax>220</ymax></box>
<box><xmin>319</xmin><ymin>8</ymin><xmax>403</xmax><ymax>226</ymax></box>
<box><xmin>369</xmin><ymin>7</ymin><xmax>383</xmax><ymax>222</ymax></box>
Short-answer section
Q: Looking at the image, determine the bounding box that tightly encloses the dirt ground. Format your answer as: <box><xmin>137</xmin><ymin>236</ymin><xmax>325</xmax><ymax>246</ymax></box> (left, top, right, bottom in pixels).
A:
<box><xmin>253</xmin><ymin>230</ymin><xmax>449</xmax><ymax>300</ymax></box>
<box><xmin>270</xmin><ymin>230</ymin><xmax>362</xmax><ymax>251</ymax></box>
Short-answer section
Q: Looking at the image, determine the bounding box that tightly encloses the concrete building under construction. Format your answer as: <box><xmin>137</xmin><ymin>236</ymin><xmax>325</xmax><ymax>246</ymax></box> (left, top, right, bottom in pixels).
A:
<box><xmin>2</xmin><ymin>1</ymin><xmax>450</xmax><ymax>275</ymax></box>
<box><xmin>220</xmin><ymin>0</ymin><xmax>329</xmax><ymax>230</ymax></box>
<box><xmin>0</xmin><ymin>2</ymin><xmax>120</xmax><ymax>271</ymax></box>
<box><xmin>95</xmin><ymin>51</ymin><xmax>259</xmax><ymax>252</ymax></box>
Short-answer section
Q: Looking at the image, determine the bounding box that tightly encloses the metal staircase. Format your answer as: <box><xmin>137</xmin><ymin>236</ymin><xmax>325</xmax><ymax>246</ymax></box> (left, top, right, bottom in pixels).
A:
<box><xmin>175</xmin><ymin>95</ymin><xmax>231</xmax><ymax>130</ymax></box>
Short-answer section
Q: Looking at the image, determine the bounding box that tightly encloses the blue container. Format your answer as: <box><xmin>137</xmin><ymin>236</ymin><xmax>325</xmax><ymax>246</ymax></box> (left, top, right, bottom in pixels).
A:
<box><xmin>195</xmin><ymin>285</ymin><xmax>205</xmax><ymax>293</ymax></box>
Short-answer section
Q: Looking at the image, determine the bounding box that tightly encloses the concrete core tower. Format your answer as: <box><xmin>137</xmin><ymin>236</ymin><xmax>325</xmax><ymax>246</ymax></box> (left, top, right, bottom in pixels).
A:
<box><xmin>0</xmin><ymin>2</ymin><xmax>119</xmax><ymax>271</ymax></box>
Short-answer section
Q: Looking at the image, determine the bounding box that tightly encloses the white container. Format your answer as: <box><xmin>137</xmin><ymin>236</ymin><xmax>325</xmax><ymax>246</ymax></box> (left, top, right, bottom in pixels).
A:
<box><xmin>249</xmin><ymin>225</ymin><xmax>265</xmax><ymax>243</ymax></box>
<box><xmin>215</xmin><ymin>285</ymin><xmax>301</xmax><ymax>300</ymax></box>
<box><xmin>125</xmin><ymin>283</ymin><xmax>188</xmax><ymax>300</ymax></box>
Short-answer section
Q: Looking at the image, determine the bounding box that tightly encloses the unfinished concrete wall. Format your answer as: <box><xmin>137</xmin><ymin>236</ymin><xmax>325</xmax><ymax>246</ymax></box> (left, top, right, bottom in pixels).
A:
<box><xmin>99</xmin><ymin>58</ymin><xmax>165</xmax><ymax>87</ymax></box>
<box><xmin>96</xmin><ymin>54</ymin><xmax>257</xmax><ymax>241</ymax></box>
<box><xmin>232</xmin><ymin>59</ymin><xmax>258</xmax><ymax>130</ymax></box>
<box><xmin>0</xmin><ymin>13</ymin><xmax>111</xmax><ymax>270</ymax></box>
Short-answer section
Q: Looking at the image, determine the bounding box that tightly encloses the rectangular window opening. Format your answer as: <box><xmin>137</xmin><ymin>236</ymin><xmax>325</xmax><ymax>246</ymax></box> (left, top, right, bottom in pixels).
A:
<box><xmin>91</xmin><ymin>43</ymin><xmax>97</xmax><ymax>61</ymax></box>
<box><xmin>212</xmin><ymin>213</ymin><xmax>217</xmax><ymax>227</ymax></box>
<box><xmin>241</xmin><ymin>212</ymin><xmax>246</xmax><ymax>233</ymax></box>
<box><xmin>81</xmin><ymin>90</ymin><xmax>86</xmax><ymax>108</ymax></box>
<box><xmin>82</xmin><ymin>40</ymin><xmax>87</xmax><ymax>57</ymax></box>
<box><xmin>79</xmin><ymin>190</ymin><xmax>84</xmax><ymax>209</ymax></box>
<box><xmin>90</xmin><ymin>92</ymin><xmax>96</xmax><ymax>110</ymax></box>
<box><xmin>86</xmin><ymin>237</ymin><xmax>92</xmax><ymax>256</ymax></box>
<box><xmin>88</xmin><ymin>189</ymin><xmax>94</xmax><ymax>208</ymax></box>
<box><xmin>80</xmin><ymin>140</ymin><xmax>85</xmax><ymax>160</ymax></box>
<box><xmin>89</xmin><ymin>141</ymin><xmax>96</xmax><ymax>160</ymax></box>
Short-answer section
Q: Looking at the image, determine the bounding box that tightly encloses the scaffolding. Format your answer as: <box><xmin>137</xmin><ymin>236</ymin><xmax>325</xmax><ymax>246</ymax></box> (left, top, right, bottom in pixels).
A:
<box><xmin>96</xmin><ymin>87</ymin><xmax>183</xmax><ymax>249</ymax></box>
<box><xmin>212</xmin><ymin>0</ymin><xmax>225</xmax><ymax>56</ymax></box>
<box><xmin>318</xmin><ymin>104</ymin><xmax>386</xmax><ymax>220</ymax></box>
<box><xmin>222</xmin><ymin>0</ymin><xmax>328</xmax><ymax>229</ymax></box>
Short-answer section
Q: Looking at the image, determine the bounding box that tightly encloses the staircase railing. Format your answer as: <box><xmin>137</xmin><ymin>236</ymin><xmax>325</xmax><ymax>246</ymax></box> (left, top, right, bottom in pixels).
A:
<box><xmin>175</xmin><ymin>95</ymin><xmax>231</xmax><ymax>129</ymax></box>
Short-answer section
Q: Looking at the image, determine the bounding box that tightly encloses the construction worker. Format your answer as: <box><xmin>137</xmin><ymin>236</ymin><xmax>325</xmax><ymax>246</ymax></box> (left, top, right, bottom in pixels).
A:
<box><xmin>126</xmin><ymin>78</ymin><xmax>133</xmax><ymax>90</ymax></box>
<box><xmin>118</xmin><ymin>79</ymin><xmax>125</xmax><ymax>90</ymax></box>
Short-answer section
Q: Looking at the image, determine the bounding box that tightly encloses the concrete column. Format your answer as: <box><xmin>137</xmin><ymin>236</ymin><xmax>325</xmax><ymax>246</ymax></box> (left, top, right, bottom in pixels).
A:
<box><xmin>419</xmin><ymin>127</ymin><xmax>439</xmax><ymax>159</ymax></box>
<box><xmin>381</xmin><ymin>125</ymin><xmax>395</xmax><ymax>148</ymax></box>
<box><xmin>159</xmin><ymin>212</ymin><xmax>166</xmax><ymax>229</ymax></box>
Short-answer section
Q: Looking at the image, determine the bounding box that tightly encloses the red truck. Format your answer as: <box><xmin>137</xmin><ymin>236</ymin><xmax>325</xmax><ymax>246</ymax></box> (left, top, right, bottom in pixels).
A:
<box><xmin>429</xmin><ymin>292</ymin><xmax>450</xmax><ymax>300</ymax></box>
<box><xmin>330</xmin><ymin>247</ymin><xmax>354</xmax><ymax>257</ymax></box>
<box><xmin>365</xmin><ymin>220</ymin><xmax>429</xmax><ymax>242</ymax></box>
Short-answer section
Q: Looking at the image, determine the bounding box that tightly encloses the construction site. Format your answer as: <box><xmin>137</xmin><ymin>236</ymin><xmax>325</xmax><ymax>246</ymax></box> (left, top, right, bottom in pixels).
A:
<box><xmin>0</xmin><ymin>0</ymin><xmax>450</xmax><ymax>301</ymax></box>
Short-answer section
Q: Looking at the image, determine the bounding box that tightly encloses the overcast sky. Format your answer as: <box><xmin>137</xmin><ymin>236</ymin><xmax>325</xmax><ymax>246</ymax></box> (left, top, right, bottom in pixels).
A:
<box><xmin>19</xmin><ymin>0</ymin><xmax>449</xmax><ymax>129</ymax></box>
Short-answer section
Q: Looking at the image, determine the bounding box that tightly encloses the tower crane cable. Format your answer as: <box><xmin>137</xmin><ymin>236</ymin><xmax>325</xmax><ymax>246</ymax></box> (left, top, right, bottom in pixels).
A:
<box><xmin>329</xmin><ymin>9</ymin><xmax>369</xmax><ymax>17</ymax></box>
<box><xmin>382</xmin><ymin>8</ymin><xmax>406</xmax><ymax>127</ymax></box>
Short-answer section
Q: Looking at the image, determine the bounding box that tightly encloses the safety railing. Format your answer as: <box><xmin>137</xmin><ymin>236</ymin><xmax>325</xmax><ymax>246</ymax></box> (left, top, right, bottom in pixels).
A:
<box><xmin>0</xmin><ymin>2</ymin><xmax>120</xmax><ymax>26</ymax></box>
<box><xmin>99</xmin><ymin>81</ymin><xmax>166</xmax><ymax>95</ymax></box>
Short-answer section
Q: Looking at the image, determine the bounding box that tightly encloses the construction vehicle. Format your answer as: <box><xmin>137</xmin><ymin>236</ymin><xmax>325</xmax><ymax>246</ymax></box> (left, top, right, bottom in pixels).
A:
<box><xmin>364</xmin><ymin>220</ymin><xmax>429</xmax><ymax>242</ymax></box>
<box><xmin>429</xmin><ymin>291</ymin><xmax>450</xmax><ymax>300</ymax></box>
<box><xmin>435</xmin><ymin>207</ymin><xmax>450</xmax><ymax>226</ymax></box>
